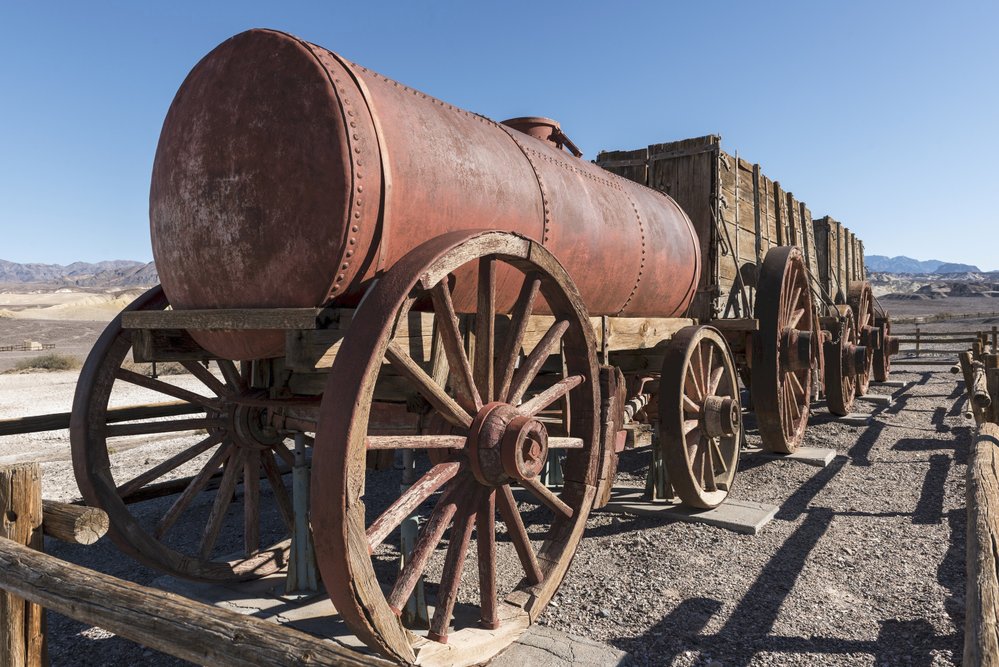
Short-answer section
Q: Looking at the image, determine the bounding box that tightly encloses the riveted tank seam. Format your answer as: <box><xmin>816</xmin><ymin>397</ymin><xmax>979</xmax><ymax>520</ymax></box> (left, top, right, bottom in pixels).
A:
<box><xmin>496</xmin><ymin>124</ymin><xmax>552</xmax><ymax>245</ymax></box>
<box><xmin>291</xmin><ymin>35</ymin><xmax>378</xmax><ymax>303</ymax></box>
<box><xmin>334</xmin><ymin>55</ymin><xmax>395</xmax><ymax>276</ymax></box>
<box><xmin>616</xmin><ymin>190</ymin><xmax>647</xmax><ymax>316</ymax></box>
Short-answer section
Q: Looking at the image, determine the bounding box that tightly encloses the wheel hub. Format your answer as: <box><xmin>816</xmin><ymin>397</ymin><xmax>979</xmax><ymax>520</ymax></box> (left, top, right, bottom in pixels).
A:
<box><xmin>228</xmin><ymin>392</ymin><xmax>285</xmax><ymax>450</ymax></box>
<box><xmin>702</xmin><ymin>395</ymin><xmax>740</xmax><ymax>438</ymax></box>
<box><xmin>468</xmin><ymin>402</ymin><xmax>549</xmax><ymax>486</ymax></box>
<box><xmin>843</xmin><ymin>343</ymin><xmax>869</xmax><ymax>377</ymax></box>
<box><xmin>780</xmin><ymin>327</ymin><xmax>816</xmax><ymax>372</ymax></box>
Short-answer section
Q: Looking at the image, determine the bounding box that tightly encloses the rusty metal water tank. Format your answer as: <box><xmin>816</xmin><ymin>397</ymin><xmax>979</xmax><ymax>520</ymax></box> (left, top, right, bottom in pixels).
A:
<box><xmin>150</xmin><ymin>29</ymin><xmax>700</xmax><ymax>359</ymax></box>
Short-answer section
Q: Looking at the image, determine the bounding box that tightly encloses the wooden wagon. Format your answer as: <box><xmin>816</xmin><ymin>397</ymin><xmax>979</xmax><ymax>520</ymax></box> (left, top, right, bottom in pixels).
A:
<box><xmin>53</xmin><ymin>31</ymin><xmax>885</xmax><ymax>666</ymax></box>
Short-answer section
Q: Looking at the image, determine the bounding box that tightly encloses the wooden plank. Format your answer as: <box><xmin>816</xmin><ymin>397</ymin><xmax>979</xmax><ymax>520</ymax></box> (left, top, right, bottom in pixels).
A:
<box><xmin>595</xmin><ymin>147</ymin><xmax>649</xmax><ymax>185</ymax></box>
<box><xmin>744</xmin><ymin>446</ymin><xmax>837</xmax><ymax>468</ymax></box>
<box><xmin>752</xmin><ymin>164</ymin><xmax>763</xmax><ymax>270</ymax></box>
<box><xmin>599</xmin><ymin>488</ymin><xmax>777</xmax><ymax>535</ymax></box>
<box><xmin>966</xmin><ymin>422</ymin><xmax>999</xmax><ymax>666</ymax></box>
<box><xmin>0</xmin><ymin>536</ymin><xmax>389</xmax><ymax>667</ymax></box>
<box><xmin>122</xmin><ymin>308</ymin><xmax>325</xmax><ymax>331</ymax></box>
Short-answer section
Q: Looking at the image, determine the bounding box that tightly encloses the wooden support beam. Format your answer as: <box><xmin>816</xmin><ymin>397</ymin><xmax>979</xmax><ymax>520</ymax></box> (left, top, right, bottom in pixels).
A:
<box><xmin>0</xmin><ymin>536</ymin><xmax>390</xmax><ymax>667</ymax></box>
<box><xmin>122</xmin><ymin>308</ymin><xmax>325</xmax><ymax>331</ymax></box>
<box><xmin>967</xmin><ymin>422</ymin><xmax>999</xmax><ymax>666</ymax></box>
<box><xmin>41</xmin><ymin>501</ymin><xmax>108</xmax><ymax>546</ymax></box>
<box><xmin>0</xmin><ymin>402</ymin><xmax>203</xmax><ymax>437</ymax></box>
<box><xmin>0</xmin><ymin>463</ymin><xmax>45</xmax><ymax>667</ymax></box>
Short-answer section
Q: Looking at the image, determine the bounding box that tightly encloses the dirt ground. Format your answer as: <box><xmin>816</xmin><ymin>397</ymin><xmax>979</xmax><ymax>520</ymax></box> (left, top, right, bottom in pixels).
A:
<box><xmin>0</xmin><ymin>313</ymin><xmax>989</xmax><ymax>666</ymax></box>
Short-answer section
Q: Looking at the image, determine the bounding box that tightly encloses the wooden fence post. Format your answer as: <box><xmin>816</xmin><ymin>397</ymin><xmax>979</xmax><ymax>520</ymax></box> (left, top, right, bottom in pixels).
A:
<box><xmin>915</xmin><ymin>327</ymin><xmax>921</xmax><ymax>357</ymax></box>
<box><xmin>968</xmin><ymin>423</ymin><xmax>999</xmax><ymax>665</ymax></box>
<box><xmin>0</xmin><ymin>463</ymin><xmax>45</xmax><ymax>667</ymax></box>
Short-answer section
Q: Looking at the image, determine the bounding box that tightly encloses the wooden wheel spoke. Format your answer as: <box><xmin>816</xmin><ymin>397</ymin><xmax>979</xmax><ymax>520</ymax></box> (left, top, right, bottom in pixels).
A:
<box><xmin>702</xmin><ymin>438</ymin><xmax>717</xmax><ymax>491</ymax></box>
<box><xmin>105</xmin><ymin>417</ymin><xmax>224</xmax><ymax>438</ymax></box>
<box><xmin>386</xmin><ymin>341</ymin><xmax>473</xmax><ymax>428</ymax></box>
<box><xmin>155</xmin><ymin>442</ymin><xmax>232</xmax><ymax>539</ymax></box>
<box><xmin>518</xmin><ymin>374</ymin><xmax>584</xmax><ymax>416</ymax></box>
<box><xmin>217</xmin><ymin>359</ymin><xmax>247</xmax><ymax>392</ymax></box>
<box><xmin>367</xmin><ymin>462</ymin><xmax>461</xmax><ymax>550</ymax></box>
<box><xmin>497</xmin><ymin>485</ymin><xmax>543</xmax><ymax>585</ymax></box>
<box><xmin>474</xmin><ymin>257</ymin><xmax>496</xmax><ymax>403</ymax></box>
<box><xmin>496</xmin><ymin>275</ymin><xmax>541</xmax><ymax>404</ymax></box>
<box><xmin>508</xmin><ymin>320</ymin><xmax>569</xmax><ymax>406</ymax></box>
<box><xmin>181</xmin><ymin>361</ymin><xmax>228</xmax><ymax>397</ymax></box>
<box><xmin>365</xmin><ymin>435</ymin><xmax>467</xmax><ymax>450</ymax></box>
<box><xmin>387</xmin><ymin>477</ymin><xmax>465</xmax><ymax>612</ymax></box>
<box><xmin>710</xmin><ymin>438</ymin><xmax>728</xmax><ymax>474</ymax></box>
<box><xmin>691</xmin><ymin>442</ymin><xmax>705</xmax><ymax>484</ymax></box>
<box><xmin>683</xmin><ymin>395</ymin><xmax>701</xmax><ymax>414</ymax></box>
<box><xmin>117</xmin><ymin>431</ymin><xmax>225</xmax><ymax>498</ymax></box>
<box><xmin>243</xmin><ymin>448</ymin><xmax>261</xmax><ymax>556</ymax></box>
<box><xmin>114</xmin><ymin>368</ymin><xmax>219</xmax><ymax>410</ymax></box>
<box><xmin>682</xmin><ymin>419</ymin><xmax>700</xmax><ymax>436</ymax></box>
<box><xmin>787</xmin><ymin>370</ymin><xmax>805</xmax><ymax>399</ymax></box>
<box><xmin>786</xmin><ymin>285</ymin><xmax>802</xmax><ymax>318</ymax></box>
<box><xmin>707</xmin><ymin>365</ymin><xmax>725</xmax><ymax>397</ymax></box>
<box><xmin>429</xmin><ymin>283</ymin><xmax>482</xmax><ymax>412</ymax></box>
<box><xmin>786</xmin><ymin>383</ymin><xmax>802</xmax><ymax>421</ymax></box>
<box><xmin>273</xmin><ymin>440</ymin><xmax>295</xmax><ymax>468</ymax></box>
<box><xmin>477</xmin><ymin>490</ymin><xmax>499</xmax><ymax>629</ymax></box>
<box><xmin>683</xmin><ymin>428</ymin><xmax>701</xmax><ymax>456</ymax></box>
<box><xmin>703</xmin><ymin>345</ymin><xmax>714</xmax><ymax>393</ymax></box>
<box><xmin>787</xmin><ymin>307</ymin><xmax>806</xmax><ymax>330</ymax></box>
<box><xmin>685</xmin><ymin>363</ymin><xmax>704</xmax><ymax>402</ymax></box>
<box><xmin>199</xmin><ymin>447</ymin><xmax>245</xmax><ymax>560</ymax></box>
<box><xmin>519</xmin><ymin>476</ymin><xmax>573</xmax><ymax>519</ymax></box>
<box><xmin>429</xmin><ymin>488</ymin><xmax>481</xmax><ymax>642</ymax></box>
<box><xmin>261</xmin><ymin>453</ymin><xmax>294</xmax><ymax>533</ymax></box>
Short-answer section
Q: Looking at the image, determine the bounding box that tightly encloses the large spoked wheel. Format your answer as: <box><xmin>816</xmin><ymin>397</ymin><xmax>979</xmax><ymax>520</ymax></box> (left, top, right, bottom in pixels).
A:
<box><xmin>873</xmin><ymin>313</ymin><xmax>892</xmax><ymax>382</ymax></box>
<box><xmin>752</xmin><ymin>246</ymin><xmax>819</xmax><ymax>454</ymax></box>
<box><xmin>71</xmin><ymin>286</ymin><xmax>294</xmax><ymax>582</ymax></box>
<box><xmin>848</xmin><ymin>281</ymin><xmax>876</xmax><ymax>395</ymax></box>
<box><xmin>311</xmin><ymin>231</ymin><xmax>600</xmax><ymax>665</ymax></box>
<box><xmin>660</xmin><ymin>326</ymin><xmax>742</xmax><ymax>509</ymax></box>
<box><xmin>824</xmin><ymin>306</ymin><xmax>861</xmax><ymax>416</ymax></box>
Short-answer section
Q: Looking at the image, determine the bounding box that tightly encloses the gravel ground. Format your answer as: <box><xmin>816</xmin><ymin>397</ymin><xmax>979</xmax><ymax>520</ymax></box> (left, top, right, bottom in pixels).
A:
<box><xmin>539</xmin><ymin>361</ymin><xmax>968</xmax><ymax>666</ymax></box>
<box><xmin>0</xmin><ymin>317</ymin><xmax>983</xmax><ymax>666</ymax></box>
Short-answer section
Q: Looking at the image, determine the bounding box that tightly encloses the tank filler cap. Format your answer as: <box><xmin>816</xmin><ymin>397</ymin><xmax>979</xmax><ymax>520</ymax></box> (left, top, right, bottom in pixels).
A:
<box><xmin>501</xmin><ymin>116</ymin><xmax>582</xmax><ymax>157</ymax></box>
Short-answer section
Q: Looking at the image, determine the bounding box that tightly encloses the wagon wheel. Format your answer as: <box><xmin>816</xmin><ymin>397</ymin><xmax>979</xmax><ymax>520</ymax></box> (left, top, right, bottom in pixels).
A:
<box><xmin>71</xmin><ymin>286</ymin><xmax>294</xmax><ymax>582</ymax></box>
<box><xmin>751</xmin><ymin>246</ymin><xmax>818</xmax><ymax>454</ymax></box>
<box><xmin>660</xmin><ymin>326</ymin><xmax>742</xmax><ymax>509</ymax></box>
<box><xmin>824</xmin><ymin>306</ymin><xmax>863</xmax><ymax>416</ymax></box>
<box><xmin>847</xmin><ymin>281</ymin><xmax>876</xmax><ymax>395</ymax></box>
<box><xmin>311</xmin><ymin>231</ymin><xmax>600</xmax><ymax>665</ymax></box>
<box><xmin>873</xmin><ymin>314</ymin><xmax>892</xmax><ymax>382</ymax></box>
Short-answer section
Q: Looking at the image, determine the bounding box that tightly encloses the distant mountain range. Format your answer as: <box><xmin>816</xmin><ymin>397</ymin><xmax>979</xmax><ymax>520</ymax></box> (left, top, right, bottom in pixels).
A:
<box><xmin>0</xmin><ymin>259</ymin><xmax>158</xmax><ymax>288</ymax></box>
<box><xmin>866</xmin><ymin>255</ymin><xmax>981</xmax><ymax>274</ymax></box>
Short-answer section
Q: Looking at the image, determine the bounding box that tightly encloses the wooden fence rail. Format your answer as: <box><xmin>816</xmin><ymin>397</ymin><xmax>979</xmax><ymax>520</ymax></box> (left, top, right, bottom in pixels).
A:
<box><xmin>0</xmin><ymin>462</ymin><xmax>386</xmax><ymax>667</ymax></box>
<box><xmin>967</xmin><ymin>422</ymin><xmax>999</xmax><ymax>666</ymax></box>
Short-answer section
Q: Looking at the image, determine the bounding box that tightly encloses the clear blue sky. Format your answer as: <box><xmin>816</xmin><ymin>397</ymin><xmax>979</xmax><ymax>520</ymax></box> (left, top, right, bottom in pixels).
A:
<box><xmin>1</xmin><ymin>1</ymin><xmax>996</xmax><ymax>269</ymax></box>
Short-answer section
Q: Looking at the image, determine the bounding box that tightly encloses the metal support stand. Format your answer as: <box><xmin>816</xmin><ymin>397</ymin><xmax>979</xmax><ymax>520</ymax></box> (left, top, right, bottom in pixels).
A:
<box><xmin>540</xmin><ymin>452</ymin><xmax>564</xmax><ymax>487</ymax></box>
<box><xmin>286</xmin><ymin>433</ymin><xmax>317</xmax><ymax>593</ymax></box>
<box><xmin>399</xmin><ymin>449</ymin><xmax>429</xmax><ymax>627</ymax></box>
<box><xmin>644</xmin><ymin>425</ymin><xmax>673</xmax><ymax>501</ymax></box>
